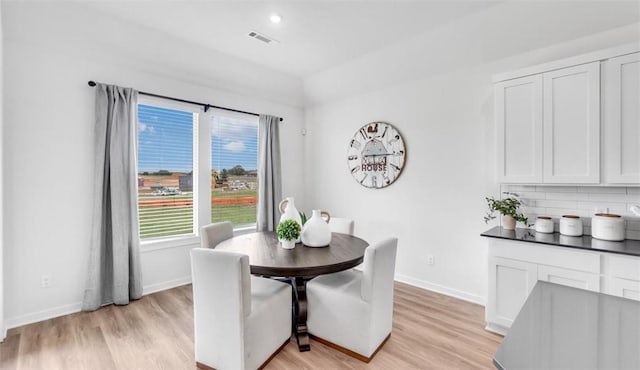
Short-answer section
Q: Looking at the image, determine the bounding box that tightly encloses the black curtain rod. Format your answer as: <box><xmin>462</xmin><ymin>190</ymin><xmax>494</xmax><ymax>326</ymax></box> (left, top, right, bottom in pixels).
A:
<box><xmin>87</xmin><ymin>81</ymin><xmax>282</xmax><ymax>121</ymax></box>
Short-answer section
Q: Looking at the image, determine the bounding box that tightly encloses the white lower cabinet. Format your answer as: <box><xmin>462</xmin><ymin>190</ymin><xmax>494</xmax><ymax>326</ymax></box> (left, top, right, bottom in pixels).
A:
<box><xmin>486</xmin><ymin>238</ymin><xmax>640</xmax><ymax>335</ymax></box>
<box><xmin>487</xmin><ymin>257</ymin><xmax>537</xmax><ymax>330</ymax></box>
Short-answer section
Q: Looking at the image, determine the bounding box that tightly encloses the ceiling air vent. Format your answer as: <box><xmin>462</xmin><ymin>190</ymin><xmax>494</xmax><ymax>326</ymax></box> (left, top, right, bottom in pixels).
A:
<box><xmin>248</xmin><ymin>30</ymin><xmax>278</xmax><ymax>44</ymax></box>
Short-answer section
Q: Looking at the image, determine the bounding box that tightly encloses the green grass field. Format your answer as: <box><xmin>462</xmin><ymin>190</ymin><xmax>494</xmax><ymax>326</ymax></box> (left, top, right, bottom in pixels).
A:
<box><xmin>139</xmin><ymin>190</ymin><xmax>257</xmax><ymax>239</ymax></box>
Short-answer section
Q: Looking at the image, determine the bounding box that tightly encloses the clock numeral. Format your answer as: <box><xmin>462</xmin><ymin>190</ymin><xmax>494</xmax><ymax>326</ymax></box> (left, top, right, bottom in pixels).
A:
<box><xmin>390</xmin><ymin>163</ymin><xmax>401</xmax><ymax>171</ymax></box>
<box><xmin>359</xmin><ymin>128</ymin><xmax>368</xmax><ymax>140</ymax></box>
<box><xmin>348</xmin><ymin>155</ymin><xmax>358</xmax><ymax>160</ymax></box>
<box><xmin>381</xmin><ymin>125</ymin><xmax>388</xmax><ymax>138</ymax></box>
<box><xmin>359</xmin><ymin>173</ymin><xmax>368</xmax><ymax>184</ymax></box>
<box><xmin>382</xmin><ymin>173</ymin><xmax>390</xmax><ymax>184</ymax></box>
<box><xmin>371</xmin><ymin>175</ymin><xmax>377</xmax><ymax>188</ymax></box>
<box><xmin>351</xmin><ymin>166</ymin><xmax>360</xmax><ymax>174</ymax></box>
<box><xmin>350</xmin><ymin>139</ymin><xmax>361</xmax><ymax>149</ymax></box>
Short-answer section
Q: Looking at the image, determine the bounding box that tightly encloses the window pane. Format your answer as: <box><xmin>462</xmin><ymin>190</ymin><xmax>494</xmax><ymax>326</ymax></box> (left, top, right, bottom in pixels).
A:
<box><xmin>211</xmin><ymin>116</ymin><xmax>258</xmax><ymax>227</ymax></box>
<box><xmin>137</xmin><ymin>104</ymin><xmax>194</xmax><ymax>239</ymax></box>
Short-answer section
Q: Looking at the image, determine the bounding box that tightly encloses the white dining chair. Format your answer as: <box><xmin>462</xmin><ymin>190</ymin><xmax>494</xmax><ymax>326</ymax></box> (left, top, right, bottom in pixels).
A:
<box><xmin>306</xmin><ymin>237</ymin><xmax>398</xmax><ymax>362</ymax></box>
<box><xmin>190</xmin><ymin>248</ymin><xmax>292</xmax><ymax>370</ymax></box>
<box><xmin>328</xmin><ymin>217</ymin><xmax>355</xmax><ymax>235</ymax></box>
<box><xmin>200</xmin><ymin>221</ymin><xmax>233</xmax><ymax>249</ymax></box>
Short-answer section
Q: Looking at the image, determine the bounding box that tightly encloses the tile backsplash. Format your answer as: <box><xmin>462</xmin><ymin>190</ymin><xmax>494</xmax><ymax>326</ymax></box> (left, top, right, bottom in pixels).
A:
<box><xmin>500</xmin><ymin>185</ymin><xmax>640</xmax><ymax>240</ymax></box>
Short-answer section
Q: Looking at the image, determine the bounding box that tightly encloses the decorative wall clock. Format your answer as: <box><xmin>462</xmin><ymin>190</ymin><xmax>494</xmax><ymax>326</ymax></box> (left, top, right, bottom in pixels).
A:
<box><xmin>347</xmin><ymin>121</ymin><xmax>406</xmax><ymax>189</ymax></box>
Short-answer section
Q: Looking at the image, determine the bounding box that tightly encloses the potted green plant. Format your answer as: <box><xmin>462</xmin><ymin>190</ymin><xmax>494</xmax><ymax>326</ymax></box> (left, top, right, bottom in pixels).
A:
<box><xmin>277</xmin><ymin>219</ymin><xmax>301</xmax><ymax>249</ymax></box>
<box><xmin>484</xmin><ymin>194</ymin><xmax>528</xmax><ymax>230</ymax></box>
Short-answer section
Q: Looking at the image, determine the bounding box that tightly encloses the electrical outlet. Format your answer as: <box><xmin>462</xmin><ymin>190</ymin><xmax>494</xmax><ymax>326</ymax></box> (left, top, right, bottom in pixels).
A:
<box><xmin>41</xmin><ymin>275</ymin><xmax>51</xmax><ymax>288</ymax></box>
<box><xmin>427</xmin><ymin>255</ymin><xmax>435</xmax><ymax>266</ymax></box>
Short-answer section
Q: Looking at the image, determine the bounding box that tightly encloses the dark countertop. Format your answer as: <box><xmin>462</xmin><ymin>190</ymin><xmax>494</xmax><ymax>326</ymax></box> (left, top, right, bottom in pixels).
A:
<box><xmin>481</xmin><ymin>226</ymin><xmax>640</xmax><ymax>257</ymax></box>
<box><xmin>493</xmin><ymin>281</ymin><xmax>640</xmax><ymax>370</ymax></box>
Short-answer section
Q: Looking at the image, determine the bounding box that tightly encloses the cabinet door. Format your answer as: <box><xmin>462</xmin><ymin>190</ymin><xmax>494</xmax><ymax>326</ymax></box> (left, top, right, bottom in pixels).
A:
<box><xmin>487</xmin><ymin>256</ymin><xmax>538</xmax><ymax>329</ymax></box>
<box><xmin>538</xmin><ymin>265</ymin><xmax>600</xmax><ymax>292</ymax></box>
<box><xmin>604</xmin><ymin>52</ymin><xmax>640</xmax><ymax>184</ymax></box>
<box><xmin>543</xmin><ymin>62</ymin><xmax>600</xmax><ymax>183</ymax></box>
<box><xmin>495</xmin><ymin>75</ymin><xmax>543</xmax><ymax>183</ymax></box>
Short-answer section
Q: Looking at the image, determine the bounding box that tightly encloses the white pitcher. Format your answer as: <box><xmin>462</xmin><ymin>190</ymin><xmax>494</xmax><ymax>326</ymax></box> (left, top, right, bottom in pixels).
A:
<box><xmin>279</xmin><ymin>197</ymin><xmax>302</xmax><ymax>243</ymax></box>
<box><xmin>301</xmin><ymin>210</ymin><xmax>331</xmax><ymax>247</ymax></box>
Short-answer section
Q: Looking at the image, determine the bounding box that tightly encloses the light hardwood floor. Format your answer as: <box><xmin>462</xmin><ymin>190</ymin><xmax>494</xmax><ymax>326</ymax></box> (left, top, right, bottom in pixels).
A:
<box><xmin>0</xmin><ymin>282</ymin><xmax>502</xmax><ymax>369</ymax></box>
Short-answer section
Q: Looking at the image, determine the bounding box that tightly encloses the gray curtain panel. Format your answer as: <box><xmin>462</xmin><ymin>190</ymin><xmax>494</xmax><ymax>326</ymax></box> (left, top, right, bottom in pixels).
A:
<box><xmin>82</xmin><ymin>83</ymin><xmax>143</xmax><ymax>311</ymax></box>
<box><xmin>257</xmin><ymin>115</ymin><xmax>283</xmax><ymax>231</ymax></box>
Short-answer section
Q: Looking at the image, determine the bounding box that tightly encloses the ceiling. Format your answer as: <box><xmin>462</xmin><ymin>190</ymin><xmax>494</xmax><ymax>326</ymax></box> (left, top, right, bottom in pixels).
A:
<box><xmin>86</xmin><ymin>1</ymin><xmax>501</xmax><ymax>77</ymax></box>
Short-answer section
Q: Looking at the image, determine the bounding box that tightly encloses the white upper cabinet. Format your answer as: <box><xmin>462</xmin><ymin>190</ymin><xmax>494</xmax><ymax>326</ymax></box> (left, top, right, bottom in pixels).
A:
<box><xmin>495</xmin><ymin>75</ymin><xmax>543</xmax><ymax>183</ymax></box>
<box><xmin>603</xmin><ymin>52</ymin><xmax>640</xmax><ymax>184</ymax></box>
<box><xmin>494</xmin><ymin>45</ymin><xmax>639</xmax><ymax>184</ymax></box>
<box><xmin>543</xmin><ymin>62</ymin><xmax>600</xmax><ymax>183</ymax></box>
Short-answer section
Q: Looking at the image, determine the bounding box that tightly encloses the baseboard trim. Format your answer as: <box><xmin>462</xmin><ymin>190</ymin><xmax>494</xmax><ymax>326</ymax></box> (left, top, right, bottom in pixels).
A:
<box><xmin>142</xmin><ymin>276</ymin><xmax>192</xmax><ymax>296</ymax></box>
<box><xmin>5</xmin><ymin>276</ymin><xmax>192</xmax><ymax>332</ymax></box>
<box><xmin>5</xmin><ymin>301</ymin><xmax>82</xmax><ymax>331</ymax></box>
<box><xmin>395</xmin><ymin>274</ymin><xmax>486</xmax><ymax>306</ymax></box>
<box><xmin>484</xmin><ymin>323</ymin><xmax>507</xmax><ymax>336</ymax></box>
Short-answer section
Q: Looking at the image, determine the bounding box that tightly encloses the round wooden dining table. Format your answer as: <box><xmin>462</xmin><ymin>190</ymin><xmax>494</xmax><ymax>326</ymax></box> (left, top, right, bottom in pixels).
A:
<box><xmin>215</xmin><ymin>231</ymin><xmax>369</xmax><ymax>352</ymax></box>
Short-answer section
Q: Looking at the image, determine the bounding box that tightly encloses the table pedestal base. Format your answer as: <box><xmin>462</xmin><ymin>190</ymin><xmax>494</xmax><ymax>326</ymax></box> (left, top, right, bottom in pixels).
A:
<box><xmin>292</xmin><ymin>277</ymin><xmax>310</xmax><ymax>352</ymax></box>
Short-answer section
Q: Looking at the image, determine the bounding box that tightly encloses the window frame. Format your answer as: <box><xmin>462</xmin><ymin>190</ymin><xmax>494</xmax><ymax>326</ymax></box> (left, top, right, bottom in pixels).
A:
<box><xmin>136</xmin><ymin>97</ymin><xmax>260</xmax><ymax>249</ymax></box>
<box><xmin>137</xmin><ymin>95</ymin><xmax>201</xmax><ymax>246</ymax></box>
<box><xmin>207</xmin><ymin>108</ymin><xmax>260</xmax><ymax>232</ymax></box>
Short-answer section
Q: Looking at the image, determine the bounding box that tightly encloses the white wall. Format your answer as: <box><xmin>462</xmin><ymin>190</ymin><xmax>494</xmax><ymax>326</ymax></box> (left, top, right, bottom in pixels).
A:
<box><xmin>304</xmin><ymin>25</ymin><xmax>640</xmax><ymax>304</ymax></box>
<box><xmin>2</xmin><ymin>5</ymin><xmax>306</xmax><ymax>329</ymax></box>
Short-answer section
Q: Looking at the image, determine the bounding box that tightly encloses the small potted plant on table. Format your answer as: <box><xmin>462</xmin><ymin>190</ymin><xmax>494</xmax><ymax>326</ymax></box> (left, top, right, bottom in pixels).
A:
<box><xmin>277</xmin><ymin>219</ymin><xmax>301</xmax><ymax>249</ymax></box>
<box><xmin>484</xmin><ymin>194</ymin><xmax>528</xmax><ymax>230</ymax></box>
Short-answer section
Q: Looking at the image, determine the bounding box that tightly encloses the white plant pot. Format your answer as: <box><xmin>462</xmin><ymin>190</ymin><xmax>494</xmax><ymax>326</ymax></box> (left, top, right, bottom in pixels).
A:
<box><xmin>280</xmin><ymin>239</ymin><xmax>295</xmax><ymax>250</ymax></box>
<box><xmin>502</xmin><ymin>215</ymin><xmax>516</xmax><ymax>230</ymax></box>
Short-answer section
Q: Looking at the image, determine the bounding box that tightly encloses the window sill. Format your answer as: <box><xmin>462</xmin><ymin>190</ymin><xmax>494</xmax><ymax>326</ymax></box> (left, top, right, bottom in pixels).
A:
<box><xmin>234</xmin><ymin>225</ymin><xmax>257</xmax><ymax>236</ymax></box>
<box><xmin>139</xmin><ymin>225</ymin><xmax>256</xmax><ymax>252</ymax></box>
<box><xmin>140</xmin><ymin>235</ymin><xmax>200</xmax><ymax>253</ymax></box>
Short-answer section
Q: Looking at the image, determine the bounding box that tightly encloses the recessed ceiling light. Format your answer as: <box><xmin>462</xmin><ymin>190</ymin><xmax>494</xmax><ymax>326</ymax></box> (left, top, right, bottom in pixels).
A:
<box><xmin>270</xmin><ymin>13</ymin><xmax>282</xmax><ymax>24</ymax></box>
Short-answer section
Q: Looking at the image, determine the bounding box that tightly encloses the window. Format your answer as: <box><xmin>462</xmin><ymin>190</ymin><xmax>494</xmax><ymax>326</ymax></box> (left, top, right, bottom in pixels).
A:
<box><xmin>136</xmin><ymin>97</ymin><xmax>259</xmax><ymax>241</ymax></box>
<box><xmin>211</xmin><ymin>116</ymin><xmax>259</xmax><ymax>227</ymax></box>
<box><xmin>137</xmin><ymin>102</ymin><xmax>198</xmax><ymax>239</ymax></box>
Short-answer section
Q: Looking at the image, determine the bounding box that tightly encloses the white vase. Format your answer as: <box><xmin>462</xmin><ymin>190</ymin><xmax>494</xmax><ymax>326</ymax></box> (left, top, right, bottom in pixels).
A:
<box><xmin>502</xmin><ymin>215</ymin><xmax>516</xmax><ymax>230</ymax></box>
<box><xmin>301</xmin><ymin>210</ymin><xmax>332</xmax><ymax>247</ymax></box>
<box><xmin>278</xmin><ymin>197</ymin><xmax>302</xmax><ymax>243</ymax></box>
<box><xmin>280</xmin><ymin>239</ymin><xmax>295</xmax><ymax>250</ymax></box>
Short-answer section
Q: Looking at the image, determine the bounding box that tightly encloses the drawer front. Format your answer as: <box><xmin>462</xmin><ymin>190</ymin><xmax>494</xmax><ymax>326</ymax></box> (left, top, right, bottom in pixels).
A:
<box><xmin>538</xmin><ymin>265</ymin><xmax>600</xmax><ymax>292</ymax></box>
<box><xmin>605</xmin><ymin>277</ymin><xmax>640</xmax><ymax>301</ymax></box>
<box><xmin>490</xmin><ymin>239</ymin><xmax>601</xmax><ymax>273</ymax></box>
<box><xmin>607</xmin><ymin>255</ymin><xmax>640</xmax><ymax>281</ymax></box>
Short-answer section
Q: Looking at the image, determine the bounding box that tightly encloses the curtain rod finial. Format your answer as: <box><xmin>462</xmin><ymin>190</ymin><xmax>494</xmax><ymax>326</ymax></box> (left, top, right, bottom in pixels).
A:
<box><xmin>88</xmin><ymin>81</ymin><xmax>96</xmax><ymax>87</ymax></box>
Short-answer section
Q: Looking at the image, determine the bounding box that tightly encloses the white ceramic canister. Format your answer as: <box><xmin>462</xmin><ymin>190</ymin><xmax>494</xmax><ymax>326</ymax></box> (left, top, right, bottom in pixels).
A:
<box><xmin>301</xmin><ymin>210</ymin><xmax>332</xmax><ymax>247</ymax></box>
<box><xmin>278</xmin><ymin>197</ymin><xmax>303</xmax><ymax>243</ymax></box>
<box><xmin>559</xmin><ymin>215</ymin><xmax>583</xmax><ymax>237</ymax></box>
<box><xmin>591</xmin><ymin>213</ymin><xmax>625</xmax><ymax>241</ymax></box>
<box><xmin>535</xmin><ymin>216</ymin><xmax>554</xmax><ymax>234</ymax></box>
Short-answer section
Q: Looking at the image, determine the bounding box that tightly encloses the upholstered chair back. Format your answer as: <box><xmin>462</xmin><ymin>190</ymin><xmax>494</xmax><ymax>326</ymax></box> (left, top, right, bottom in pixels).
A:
<box><xmin>200</xmin><ymin>221</ymin><xmax>233</xmax><ymax>248</ymax></box>
<box><xmin>190</xmin><ymin>248</ymin><xmax>251</xmax><ymax>369</ymax></box>
<box><xmin>328</xmin><ymin>217</ymin><xmax>355</xmax><ymax>235</ymax></box>
<box><xmin>361</xmin><ymin>237</ymin><xmax>398</xmax><ymax>346</ymax></box>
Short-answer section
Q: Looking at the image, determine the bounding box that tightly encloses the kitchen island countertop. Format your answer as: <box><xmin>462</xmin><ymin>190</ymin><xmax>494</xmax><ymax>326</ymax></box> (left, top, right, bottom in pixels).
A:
<box><xmin>493</xmin><ymin>281</ymin><xmax>640</xmax><ymax>370</ymax></box>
